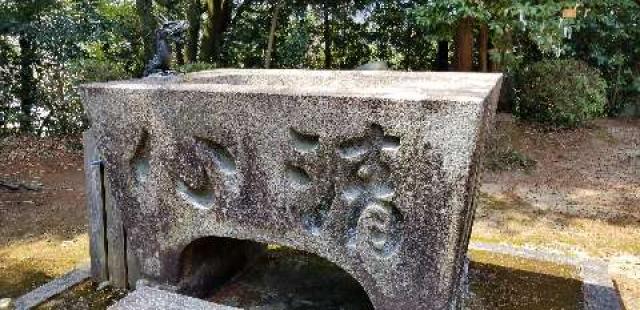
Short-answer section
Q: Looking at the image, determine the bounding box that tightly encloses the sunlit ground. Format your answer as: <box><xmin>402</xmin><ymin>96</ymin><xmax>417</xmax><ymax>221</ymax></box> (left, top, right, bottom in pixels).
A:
<box><xmin>0</xmin><ymin>234</ymin><xmax>88</xmax><ymax>298</ymax></box>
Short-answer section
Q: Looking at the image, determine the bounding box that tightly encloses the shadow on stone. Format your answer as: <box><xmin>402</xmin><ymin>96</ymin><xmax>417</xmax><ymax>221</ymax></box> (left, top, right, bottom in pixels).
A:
<box><xmin>177</xmin><ymin>237</ymin><xmax>266</xmax><ymax>299</ymax></box>
<box><xmin>182</xmin><ymin>245</ymin><xmax>591</xmax><ymax>310</ymax></box>
<box><xmin>178</xmin><ymin>242</ymin><xmax>374</xmax><ymax>310</ymax></box>
<box><xmin>213</xmin><ymin>247</ymin><xmax>373</xmax><ymax>310</ymax></box>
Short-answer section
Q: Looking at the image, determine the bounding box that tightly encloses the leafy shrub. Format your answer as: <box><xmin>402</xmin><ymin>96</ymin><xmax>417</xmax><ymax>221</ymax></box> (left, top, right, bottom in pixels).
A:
<box><xmin>570</xmin><ymin>0</ymin><xmax>640</xmax><ymax>114</ymax></box>
<box><xmin>70</xmin><ymin>59</ymin><xmax>131</xmax><ymax>83</ymax></box>
<box><xmin>514</xmin><ymin>59</ymin><xmax>607</xmax><ymax>128</ymax></box>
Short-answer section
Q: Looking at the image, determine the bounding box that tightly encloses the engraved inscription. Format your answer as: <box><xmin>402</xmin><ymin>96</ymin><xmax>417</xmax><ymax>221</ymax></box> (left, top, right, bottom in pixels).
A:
<box><xmin>285</xmin><ymin>124</ymin><xmax>404</xmax><ymax>254</ymax></box>
<box><xmin>286</xmin><ymin>128</ymin><xmax>335</xmax><ymax>235</ymax></box>
<box><xmin>290</xmin><ymin>129</ymin><xmax>320</xmax><ymax>153</ymax></box>
<box><xmin>195</xmin><ymin>137</ymin><xmax>237</xmax><ymax>175</ymax></box>
<box><xmin>338</xmin><ymin>137</ymin><xmax>370</xmax><ymax>160</ymax></box>
<box><xmin>358</xmin><ymin>202</ymin><xmax>402</xmax><ymax>253</ymax></box>
<box><xmin>286</xmin><ymin>164</ymin><xmax>312</xmax><ymax>187</ymax></box>
<box><xmin>131</xmin><ymin>130</ymin><xmax>151</xmax><ymax>185</ymax></box>
<box><xmin>339</xmin><ymin>124</ymin><xmax>404</xmax><ymax>255</ymax></box>
<box><xmin>175</xmin><ymin>137</ymin><xmax>238</xmax><ymax>210</ymax></box>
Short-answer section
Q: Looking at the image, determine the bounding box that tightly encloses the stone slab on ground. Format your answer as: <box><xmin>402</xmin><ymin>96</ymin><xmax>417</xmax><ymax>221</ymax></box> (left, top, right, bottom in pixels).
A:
<box><xmin>581</xmin><ymin>260</ymin><xmax>623</xmax><ymax>310</ymax></box>
<box><xmin>469</xmin><ymin>242</ymin><xmax>579</xmax><ymax>266</ymax></box>
<box><xmin>108</xmin><ymin>286</ymin><xmax>239</xmax><ymax>310</ymax></box>
<box><xmin>13</xmin><ymin>265</ymin><xmax>90</xmax><ymax>310</ymax></box>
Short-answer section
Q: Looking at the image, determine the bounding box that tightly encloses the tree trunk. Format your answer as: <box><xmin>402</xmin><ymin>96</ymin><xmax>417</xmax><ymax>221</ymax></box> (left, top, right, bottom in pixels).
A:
<box><xmin>403</xmin><ymin>24</ymin><xmax>413</xmax><ymax>70</ymax></box>
<box><xmin>454</xmin><ymin>16</ymin><xmax>474</xmax><ymax>72</ymax></box>
<box><xmin>18</xmin><ymin>35</ymin><xmax>36</xmax><ymax>134</ymax></box>
<box><xmin>492</xmin><ymin>29</ymin><xmax>511</xmax><ymax>72</ymax></box>
<box><xmin>323</xmin><ymin>1</ymin><xmax>332</xmax><ymax>69</ymax></box>
<box><xmin>435</xmin><ymin>40</ymin><xmax>449</xmax><ymax>71</ymax></box>
<box><xmin>176</xmin><ymin>42</ymin><xmax>185</xmax><ymax>66</ymax></box>
<box><xmin>479</xmin><ymin>23</ymin><xmax>489</xmax><ymax>72</ymax></box>
<box><xmin>264</xmin><ymin>0</ymin><xmax>283</xmax><ymax>69</ymax></box>
<box><xmin>200</xmin><ymin>0</ymin><xmax>232</xmax><ymax>63</ymax></box>
<box><xmin>217</xmin><ymin>0</ymin><xmax>255</xmax><ymax>62</ymax></box>
<box><xmin>136</xmin><ymin>0</ymin><xmax>156</xmax><ymax>64</ymax></box>
<box><xmin>186</xmin><ymin>0</ymin><xmax>203</xmax><ymax>63</ymax></box>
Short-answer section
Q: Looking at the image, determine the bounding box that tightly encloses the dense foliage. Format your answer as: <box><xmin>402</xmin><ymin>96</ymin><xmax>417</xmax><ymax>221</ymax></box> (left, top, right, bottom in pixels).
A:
<box><xmin>0</xmin><ymin>0</ymin><xmax>141</xmax><ymax>135</ymax></box>
<box><xmin>514</xmin><ymin>59</ymin><xmax>607</xmax><ymax>127</ymax></box>
<box><xmin>0</xmin><ymin>0</ymin><xmax>638</xmax><ymax>135</ymax></box>
<box><xmin>569</xmin><ymin>0</ymin><xmax>640</xmax><ymax>113</ymax></box>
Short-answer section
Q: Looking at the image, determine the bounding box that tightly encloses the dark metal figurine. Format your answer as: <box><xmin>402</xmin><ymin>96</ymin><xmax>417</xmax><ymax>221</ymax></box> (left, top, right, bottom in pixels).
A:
<box><xmin>144</xmin><ymin>19</ymin><xmax>188</xmax><ymax>77</ymax></box>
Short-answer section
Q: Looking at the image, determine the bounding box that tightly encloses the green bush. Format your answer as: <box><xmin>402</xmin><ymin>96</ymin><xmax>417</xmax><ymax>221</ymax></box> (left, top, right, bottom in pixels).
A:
<box><xmin>514</xmin><ymin>59</ymin><xmax>607</xmax><ymax>128</ymax></box>
<box><xmin>70</xmin><ymin>59</ymin><xmax>132</xmax><ymax>83</ymax></box>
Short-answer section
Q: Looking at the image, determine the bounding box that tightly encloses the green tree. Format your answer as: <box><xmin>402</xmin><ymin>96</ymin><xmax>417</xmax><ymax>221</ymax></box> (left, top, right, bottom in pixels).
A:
<box><xmin>414</xmin><ymin>0</ymin><xmax>490</xmax><ymax>71</ymax></box>
<box><xmin>1</xmin><ymin>0</ymin><xmax>57</xmax><ymax>133</ymax></box>
<box><xmin>199</xmin><ymin>0</ymin><xmax>232</xmax><ymax>63</ymax></box>
<box><xmin>136</xmin><ymin>0</ymin><xmax>157</xmax><ymax>62</ymax></box>
<box><xmin>1</xmin><ymin>0</ymin><xmax>140</xmax><ymax>135</ymax></box>
<box><xmin>186</xmin><ymin>0</ymin><xmax>204</xmax><ymax>62</ymax></box>
<box><xmin>570</xmin><ymin>0</ymin><xmax>640</xmax><ymax>112</ymax></box>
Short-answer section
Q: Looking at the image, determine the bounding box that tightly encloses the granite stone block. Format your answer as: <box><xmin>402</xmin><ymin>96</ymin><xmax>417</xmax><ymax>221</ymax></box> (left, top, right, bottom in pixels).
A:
<box><xmin>81</xmin><ymin>69</ymin><xmax>502</xmax><ymax>309</ymax></box>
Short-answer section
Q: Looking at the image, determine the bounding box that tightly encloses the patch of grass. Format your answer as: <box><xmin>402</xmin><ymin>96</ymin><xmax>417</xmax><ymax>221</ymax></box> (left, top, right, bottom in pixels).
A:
<box><xmin>478</xmin><ymin>192</ymin><xmax>530</xmax><ymax>211</ymax></box>
<box><xmin>469</xmin><ymin>249</ymin><xmax>579</xmax><ymax>279</ymax></box>
<box><xmin>473</xmin><ymin>192</ymin><xmax>640</xmax><ymax>257</ymax></box>
<box><xmin>0</xmin><ymin>261</ymin><xmax>54</xmax><ymax>298</ymax></box>
<box><xmin>485</xmin><ymin>148</ymin><xmax>537</xmax><ymax>172</ymax></box>
<box><xmin>0</xmin><ymin>234</ymin><xmax>89</xmax><ymax>298</ymax></box>
<box><xmin>36</xmin><ymin>281</ymin><xmax>126</xmax><ymax>310</ymax></box>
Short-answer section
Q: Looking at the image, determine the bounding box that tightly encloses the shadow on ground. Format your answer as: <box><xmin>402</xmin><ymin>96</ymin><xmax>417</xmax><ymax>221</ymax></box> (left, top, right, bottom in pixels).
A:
<box><xmin>206</xmin><ymin>248</ymin><xmax>586</xmax><ymax>310</ymax></box>
<box><xmin>0</xmin><ymin>262</ymin><xmax>53</xmax><ymax>298</ymax></box>
<box><xmin>209</xmin><ymin>247</ymin><xmax>374</xmax><ymax>310</ymax></box>
<box><xmin>467</xmin><ymin>261</ymin><xmax>583</xmax><ymax>309</ymax></box>
<box><xmin>37</xmin><ymin>246</ymin><xmax>592</xmax><ymax>310</ymax></box>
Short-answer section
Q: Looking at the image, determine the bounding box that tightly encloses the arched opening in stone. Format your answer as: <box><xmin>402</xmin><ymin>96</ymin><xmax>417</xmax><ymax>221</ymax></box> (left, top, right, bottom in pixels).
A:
<box><xmin>177</xmin><ymin>236</ymin><xmax>374</xmax><ymax>309</ymax></box>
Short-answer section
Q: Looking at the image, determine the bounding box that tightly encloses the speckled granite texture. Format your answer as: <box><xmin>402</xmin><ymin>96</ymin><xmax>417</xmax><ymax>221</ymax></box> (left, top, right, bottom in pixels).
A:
<box><xmin>81</xmin><ymin>69</ymin><xmax>502</xmax><ymax>310</ymax></box>
<box><xmin>109</xmin><ymin>286</ymin><xmax>239</xmax><ymax>310</ymax></box>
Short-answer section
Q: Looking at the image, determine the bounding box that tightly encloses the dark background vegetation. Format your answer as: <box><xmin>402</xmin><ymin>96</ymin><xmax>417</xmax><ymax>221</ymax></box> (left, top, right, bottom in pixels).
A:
<box><xmin>0</xmin><ymin>0</ymin><xmax>638</xmax><ymax>135</ymax></box>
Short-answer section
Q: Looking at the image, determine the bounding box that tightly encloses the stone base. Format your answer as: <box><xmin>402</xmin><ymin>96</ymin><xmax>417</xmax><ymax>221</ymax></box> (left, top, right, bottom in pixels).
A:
<box><xmin>108</xmin><ymin>286</ymin><xmax>238</xmax><ymax>310</ymax></box>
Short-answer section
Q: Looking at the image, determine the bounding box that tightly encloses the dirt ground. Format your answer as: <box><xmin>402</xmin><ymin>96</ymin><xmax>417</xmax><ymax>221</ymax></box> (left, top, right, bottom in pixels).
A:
<box><xmin>0</xmin><ymin>115</ymin><xmax>638</xmax><ymax>307</ymax></box>
<box><xmin>0</xmin><ymin>136</ymin><xmax>88</xmax><ymax>298</ymax></box>
<box><xmin>474</xmin><ymin>114</ymin><xmax>640</xmax><ymax>308</ymax></box>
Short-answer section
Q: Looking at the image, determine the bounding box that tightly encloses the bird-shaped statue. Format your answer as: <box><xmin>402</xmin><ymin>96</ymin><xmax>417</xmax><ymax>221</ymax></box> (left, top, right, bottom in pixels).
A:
<box><xmin>144</xmin><ymin>19</ymin><xmax>188</xmax><ymax>77</ymax></box>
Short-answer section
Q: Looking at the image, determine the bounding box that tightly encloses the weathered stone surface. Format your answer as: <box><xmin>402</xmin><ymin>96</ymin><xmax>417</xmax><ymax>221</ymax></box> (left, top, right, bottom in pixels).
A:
<box><xmin>13</xmin><ymin>265</ymin><xmax>90</xmax><ymax>310</ymax></box>
<box><xmin>109</xmin><ymin>286</ymin><xmax>238</xmax><ymax>310</ymax></box>
<box><xmin>81</xmin><ymin>69</ymin><xmax>502</xmax><ymax>310</ymax></box>
<box><xmin>83</xmin><ymin>131</ymin><xmax>108</xmax><ymax>281</ymax></box>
